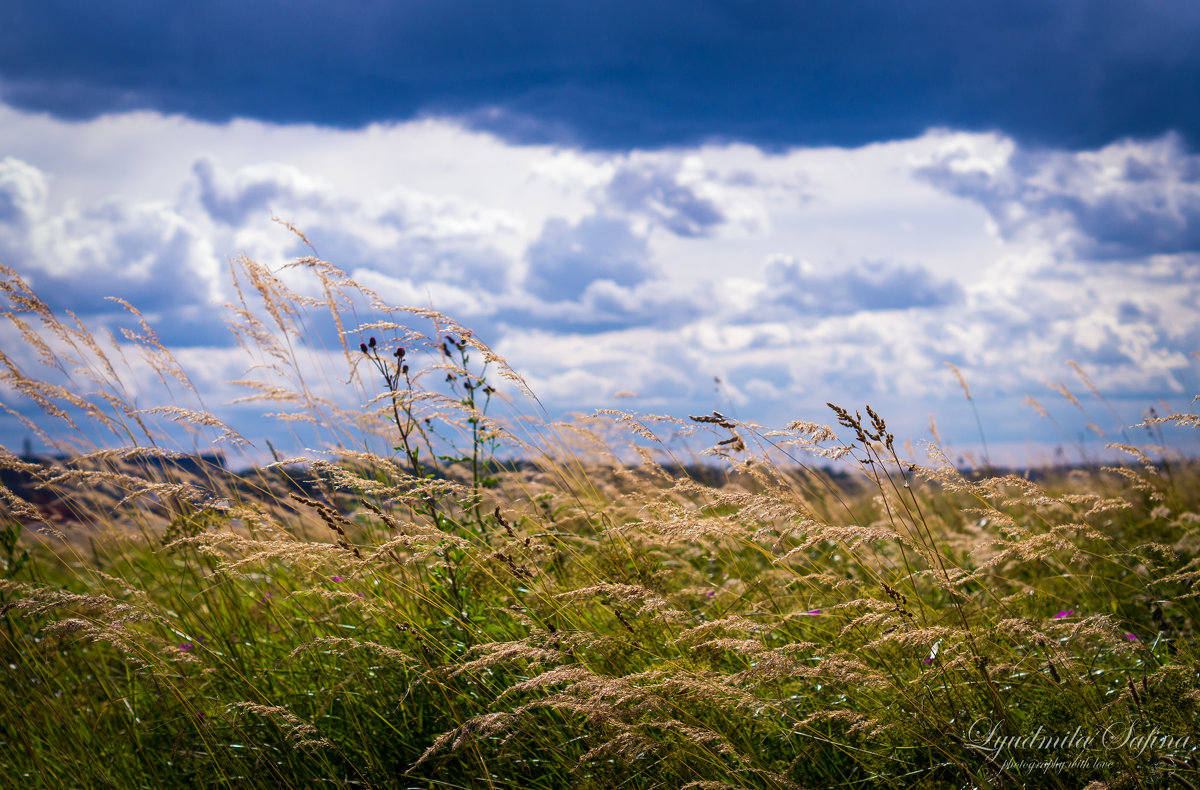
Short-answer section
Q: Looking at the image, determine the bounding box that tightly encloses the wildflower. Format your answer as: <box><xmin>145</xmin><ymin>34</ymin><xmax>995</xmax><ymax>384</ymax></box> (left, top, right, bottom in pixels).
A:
<box><xmin>368</xmin><ymin>336</ymin><xmax>376</xmax><ymax>348</ymax></box>
<box><xmin>1054</xmin><ymin>609</ymin><xmax>1075</xmax><ymax>619</ymax></box>
<box><xmin>331</xmin><ymin>576</ymin><xmax>344</xmax><ymax>583</ymax></box>
<box><xmin>179</xmin><ymin>642</ymin><xmax>194</xmax><ymax>652</ymax></box>
<box><xmin>806</xmin><ymin>609</ymin><xmax>822</xmax><ymax>615</ymax></box>
<box><xmin>356</xmin><ymin>592</ymin><xmax>365</xmax><ymax>598</ymax></box>
<box><xmin>359</xmin><ymin>342</ymin><xmax>368</xmax><ymax>354</ymax></box>
<box><xmin>925</xmin><ymin>638</ymin><xmax>942</xmax><ymax>664</ymax></box>
<box><xmin>1125</xmin><ymin>633</ymin><xmax>1139</xmax><ymax>641</ymax></box>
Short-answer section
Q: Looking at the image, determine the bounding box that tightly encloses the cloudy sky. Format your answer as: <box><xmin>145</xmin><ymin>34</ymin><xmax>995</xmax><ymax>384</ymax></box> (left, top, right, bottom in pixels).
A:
<box><xmin>1</xmin><ymin>1</ymin><xmax>1199</xmax><ymax>465</ymax></box>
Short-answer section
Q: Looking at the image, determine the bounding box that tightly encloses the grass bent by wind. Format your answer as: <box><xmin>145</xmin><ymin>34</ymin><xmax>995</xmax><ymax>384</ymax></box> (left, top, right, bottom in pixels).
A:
<box><xmin>1</xmin><ymin>246</ymin><xmax>1199</xmax><ymax>789</ymax></box>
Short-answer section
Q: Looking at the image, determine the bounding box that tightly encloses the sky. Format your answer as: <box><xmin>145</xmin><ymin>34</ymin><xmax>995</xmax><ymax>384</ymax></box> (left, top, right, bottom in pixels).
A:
<box><xmin>1</xmin><ymin>1</ymin><xmax>1199</xmax><ymax>467</ymax></box>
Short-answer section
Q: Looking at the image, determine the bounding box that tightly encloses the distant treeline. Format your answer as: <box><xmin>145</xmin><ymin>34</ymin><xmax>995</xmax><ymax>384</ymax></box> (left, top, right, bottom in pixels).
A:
<box><xmin>5</xmin><ymin>448</ymin><xmax>1180</xmax><ymax>527</ymax></box>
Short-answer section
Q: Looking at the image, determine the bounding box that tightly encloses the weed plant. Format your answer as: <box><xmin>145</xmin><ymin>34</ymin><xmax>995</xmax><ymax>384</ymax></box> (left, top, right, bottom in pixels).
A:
<box><xmin>1</xmin><ymin>248</ymin><xmax>1199</xmax><ymax>789</ymax></box>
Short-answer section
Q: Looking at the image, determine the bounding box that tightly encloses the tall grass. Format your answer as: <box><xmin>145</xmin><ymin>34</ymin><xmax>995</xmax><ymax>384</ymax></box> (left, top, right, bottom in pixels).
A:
<box><xmin>1</xmin><ymin>248</ymin><xmax>1199</xmax><ymax>789</ymax></box>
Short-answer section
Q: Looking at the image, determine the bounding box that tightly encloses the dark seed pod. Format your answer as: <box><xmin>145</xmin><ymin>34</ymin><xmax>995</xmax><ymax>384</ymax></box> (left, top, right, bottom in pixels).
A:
<box><xmin>359</xmin><ymin>342</ymin><xmax>368</xmax><ymax>354</ymax></box>
<box><xmin>368</xmin><ymin>336</ymin><xmax>376</xmax><ymax>348</ymax></box>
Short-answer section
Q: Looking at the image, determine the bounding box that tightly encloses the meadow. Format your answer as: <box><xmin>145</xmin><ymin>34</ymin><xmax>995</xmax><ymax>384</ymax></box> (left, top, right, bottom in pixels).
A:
<box><xmin>1</xmin><ymin>248</ymin><xmax>1199</xmax><ymax>789</ymax></box>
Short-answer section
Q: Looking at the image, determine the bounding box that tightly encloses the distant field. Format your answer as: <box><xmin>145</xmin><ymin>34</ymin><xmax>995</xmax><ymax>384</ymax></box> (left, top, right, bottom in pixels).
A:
<box><xmin>2</xmin><ymin>257</ymin><xmax>1199</xmax><ymax>789</ymax></box>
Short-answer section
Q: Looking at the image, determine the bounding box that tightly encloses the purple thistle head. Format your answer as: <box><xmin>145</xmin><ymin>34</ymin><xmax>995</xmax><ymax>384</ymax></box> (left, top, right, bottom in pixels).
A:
<box><xmin>1054</xmin><ymin>609</ymin><xmax>1075</xmax><ymax>619</ymax></box>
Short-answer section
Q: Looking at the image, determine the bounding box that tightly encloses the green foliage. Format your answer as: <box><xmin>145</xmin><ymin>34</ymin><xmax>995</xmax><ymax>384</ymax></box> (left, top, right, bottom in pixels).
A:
<box><xmin>0</xmin><ymin>518</ymin><xmax>28</xmax><ymax>579</ymax></box>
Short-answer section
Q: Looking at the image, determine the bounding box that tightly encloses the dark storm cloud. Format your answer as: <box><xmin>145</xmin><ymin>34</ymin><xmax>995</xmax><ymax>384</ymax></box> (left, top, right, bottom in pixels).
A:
<box><xmin>1</xmin><ymin>1</ymin><xmax>1198</xmax><ymax>151</ymax></box>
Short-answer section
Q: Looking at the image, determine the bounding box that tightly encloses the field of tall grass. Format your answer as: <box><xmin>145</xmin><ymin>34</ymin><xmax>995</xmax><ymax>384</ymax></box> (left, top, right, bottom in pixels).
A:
<box><xmin>1</xmin><ymin>247</ymin><xmax>1199</xmax><ymax>789</ymax></box>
